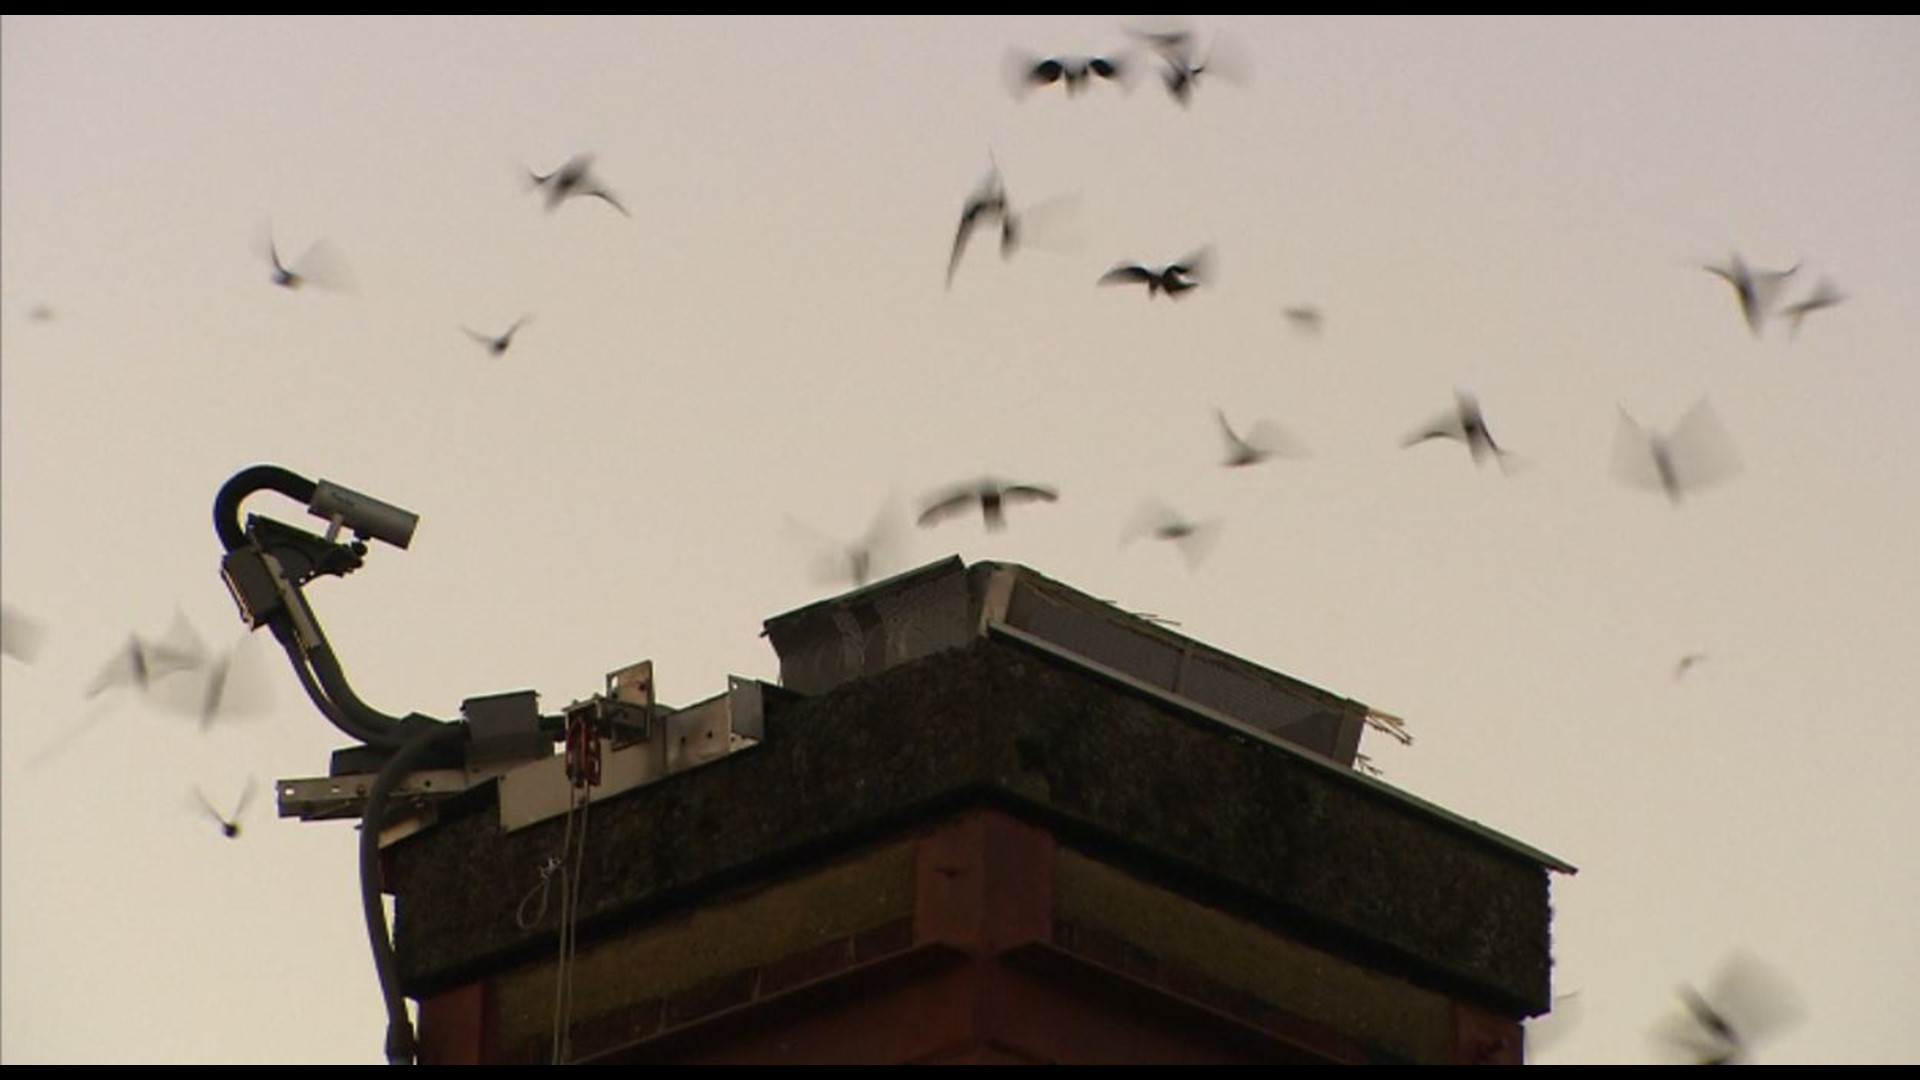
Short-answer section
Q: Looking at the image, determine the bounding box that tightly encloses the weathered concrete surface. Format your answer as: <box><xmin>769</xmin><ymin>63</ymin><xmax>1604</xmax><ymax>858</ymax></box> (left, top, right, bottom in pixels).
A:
<box><xmin>391</xmin><ymin>637</ymin><xmax>1556</xmax><ymax>1015</ymax></box>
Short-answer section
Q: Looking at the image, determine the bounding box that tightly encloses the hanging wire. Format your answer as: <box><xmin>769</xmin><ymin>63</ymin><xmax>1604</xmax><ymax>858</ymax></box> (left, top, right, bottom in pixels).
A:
<box><xmin>546</xmin><ymin>780</ymin><xmax>594</xmax><ymax>1063</ymax></box>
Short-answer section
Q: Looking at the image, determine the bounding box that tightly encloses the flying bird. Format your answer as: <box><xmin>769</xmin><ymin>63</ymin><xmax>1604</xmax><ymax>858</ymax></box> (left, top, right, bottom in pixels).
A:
<box><xmin>1132</xmin><ymin>27</ymin><xmax>1249</xmax><ymax>106</ymax></box>
<box><xmin>1612</xmin><ymin>399</ymin><xmax>1743</xmax><ymax>504</ymax></box>
<box><xmin>1281</xmin><ymin>305</ymin><xmax>1324</xmax><ymax>336</ymax></box>
<box><xmin>947</xmin><ymin>159</ymin><xmax>1013</xmax><ymax>287</ymax></box>
<box><xmin>1099</xmin><ymin>247</ymin><xmax>1212</xmax><ymax>297</ymax></box>
<box><xmin>146</xmin><ymin>633</ymin><xmax>272</xmax><ymax>732</ymax></box>
<box><xmin>1121</xmin><ymin>501</ymin><xmax>1222</xmax><ymax>570</ymax></box>
<box><xmin>1008</xmin><ymin>52</ymin><xmax>1129</xmax><ymax>97</ymax></box>
<box><xmin>1658</xmin><ymin>953</ymin><xmax>1802</xmax><ymax>1066</ymax></box>
<box><xmin>1403</xmin><ymin>391</ymin><xmax>1511</xmax><ymax>469</ymax></box>
<box><xmin>86</xmin><ymin>616</ymin><xmax>207</xmax><ymax>699</ymax></box>
<box><xmin>464</xmin><ymin>317</ymin><xmax>530</xmax><ymax>356</ymax></box>
<box><xmin>918</xmin><ymin>478</ymin><xmax>1058</xmax><ymax>532</ymax></box>
<box><xmin>789</xmin><ymin>496</ymin><xmax>904</xmax><ymax>589</ymax></box>
<box><xmin>1674</xmin><ymin>652</ymin><xmax>1710</xmax><ymax>681</ymax></box>
<box><xmin>1704</xmin><ymin>253</ymin><xmax>1799</xmax><ymax>337</ymax></box>
<box><xmin>1777</xmin><ymin>277</ymin><xmax>1845</xmax><ymax>338</ymax></box>
<box><xmin>1217</xmin><ymin>409</ymin><xmax>1308</xmax><ymax>467</ymax></box>
<box><xmin>262</xmin><ymin>230</ymin><xmax>352</xmax><ymax>292</ymax></box>
<box><xmin>529</xmin><ymin>154</ymin><xmax>629</xmax><ymax>216</ymax></box>
<box><xmin>195</xmin><ymin>778</ymin><xmax>258</xmax><ymax>840</ymax></box>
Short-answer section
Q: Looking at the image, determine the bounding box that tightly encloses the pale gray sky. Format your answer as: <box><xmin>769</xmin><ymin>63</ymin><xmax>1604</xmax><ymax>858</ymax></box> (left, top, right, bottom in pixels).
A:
<box><xmin>4</xmin><ymin>16</ymin><xmax>1917</xmax><ymax>1064</ymax></box>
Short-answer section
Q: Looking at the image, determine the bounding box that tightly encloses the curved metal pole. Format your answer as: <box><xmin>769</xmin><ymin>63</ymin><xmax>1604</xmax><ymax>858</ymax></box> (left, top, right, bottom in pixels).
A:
<box><xmin>215</xmin><ymin>464</ymin><xmax>317</xmax><ymax>552</ymax></box>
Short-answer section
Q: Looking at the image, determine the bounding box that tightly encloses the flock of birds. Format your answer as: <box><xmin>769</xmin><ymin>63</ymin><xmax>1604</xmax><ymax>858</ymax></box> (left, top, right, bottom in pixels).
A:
<box><xmin>0</xmin><ymin>19</ymin><xmax>1841</xmax><ymax>1063</ymax></box>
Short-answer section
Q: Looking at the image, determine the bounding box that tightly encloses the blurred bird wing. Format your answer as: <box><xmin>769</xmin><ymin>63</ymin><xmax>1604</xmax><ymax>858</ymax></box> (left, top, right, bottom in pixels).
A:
<box><xmin>1663</xmin><ymin>399</ymin><xmax>1743</xmax><ymax>492</ymax></box>
<box><xmin>148</xmin><ymin>635</ymin><xmax>272</xmax><ymax>727</ymax></box>
<box><xmin>1243</xmin><ymin>419</ymin><xmax>1309</xmax><ymax>459</ymax></box>
<box><xmin>291</xmin><ymin>238</ymin><xmax>354</xmax><ymax>292</ymax></box>
<box><xmin>144</xmin><ymin>611</ymin><xmax>209</xmax><ymax>679</ymax></box>
<box><xmin>1404</xmin><ymin>409</ymin><xmax>1467</xmax><ymax>448</ymax></box>
<box><xmin>1705</xmin><ymin>952</ymin><xmax>1803</xmax><ymax>1051</ymax></box>
<box><xmin>1282</xmin><ymin>305</ymin><xmax>1324</xmax><ymax>333</ymax></box>
<box><xmin>1121</xmin><ymin>500</ymin><xmax>1180</xmax><ymax>546</ymax></box>
<box><xmin>1099</xmin><ymin>264</ymin><xmax>1154</xmax><ymax>287</ymax></box>
<box><xmin>1170</xmin><ymin>519</ymin><xmax>1224</xmax><ymax>569</ymax></box>
<box><xmin>1001</xmin><ymin>484</ymin><xmax>1058</xmax><ymax>507</ymax></box>
<box><xmin>1010</xmin><ymin>192</ymin><xmax>1084</xmax><ymax>254</ymax></box>
<box><xmin>86</xmin><ymin>640</ymin><xmax>141</xmax><ymax>698</ymax></box>
<box><xmin>1609</xmin><ymin>408</ymin><xmax>1666</xmax><ymax>491</ymax></box>
<box><xmin>192</xmin><ymin>785</ymin><xmax>226</xmax><ymax>823</ymax></box>
<box><xmin>232</xmin><ymin>775</ymin><xmax>259</xmax><ymax>820</ymax></box>
<box><xmin>1004</xmin><ymin>51</ymin><xmax>1057</xmax><ymax>96</ymax></box>
<box><xmin>1170</xmin><ymin>246</ymin><xmax>1214</xmax><ymax>281</ymax></box>
<box><xmin>1</xmin><ymin>605</ymin><xmax>48</xmax><ymax>663</ymax></box>
<box><xmin>1195</xmin><ymin>33</ymin><xmax>1254</xmax><ymax>86</ymax></box>
<box><xmin>917</xmin><ymin>485</ymin><xmax>980</xmax><ymax>527</ymax></box>
<box><xmin>1087</xmin><ymin>53</ymin><xmax>1131</xmax><ymax>85</ymax></box>
<box><xmin>1124</xmin><ymin>20</ymin><xmax>1195</xmax><ymax>56</ymax></box>
<box><xmin>1216</xmin><ymin>409</ymin><xmax>1251</xmax><ymax>454</ymax></box>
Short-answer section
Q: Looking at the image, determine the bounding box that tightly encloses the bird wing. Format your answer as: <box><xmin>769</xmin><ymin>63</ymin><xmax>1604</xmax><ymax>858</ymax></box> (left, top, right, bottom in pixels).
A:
<box><xmin>1120</xmin><ymin>500</ymin><xmax>1180</xmax><ymax>546</ymax></box>
<box><xmin>1001</xmin><ymin>484</ymin><xmax>1059</xmax><ymax>506</ymax></box>
<box><xmin>1171</xmin><ymin>519</ymin><xmax>1223</xmax><ymax>569</ymax></box>
<box><xmin>1243</xmin><ymin>419</ymin><xmax>1309</xmax><ymax>459</ymax></box>
<box><xmin>1216</xmin><ymin>409</ymin><xmax>1252</xmax><ymax>459</ymax></box>
<box><xmin>916</xmin><ymin>486</ymin><xmax>980</xmax><ymax>527</ymax></box>
<box><xmin>1</xmin><ymin>605</ymin><xmax>48</xmax><ymax>664</ymax></box>
<box><xmin>1609</xmin><ymin>407</ymin><xmax>1666</xmax><ymax>492</ymax></box>
<box><xmin>1403</xmin><ymin>409</ymin><xmax>1467</xmax><ymax>448</ymax></box>
<box><xmin>1168</xmin><ymin>246</ymin><xmax>1214</xmax><ymax>282</ymax></box>
<box><xmin>290</xmin><ymin>238</ymin><xmax>354</xmax><ymax>292</ymax></box>
<box><xmin>1662</xmin><ymin>399</ymin><xmax>1743</xmax><ymax>493</ymax></box>
<box><xmin>87</xmin><ymin>640</ymin><xmax>141</xmax><ymax>698</ymax></box>
<box><xmin>193</xmin><ymin>786</ymin><xmax>227</xmax><ymax>825</ymax></box>
<box><xmin>948</xmin><ymin>206</ymin><xmax>988</xmax><ymax>285</ymax></box>
<box><xmin>1004</xmin><ymin>52</ymin><xmax>1057</xmax><ymax>97</ymax></box>
<box><xmin>232</xmin><ymin>776</ymin><xmax>259</xmax><ymax>820</ymax></box>
<box><xmin>585</xmin><ymin>187</ymin><xmax>631</xmax><ymax>217</ymax></box>
<box><xmin>1098</xmin><ymin>265</ymin><xmax>1155</xmax><ymax>287</ymax></box>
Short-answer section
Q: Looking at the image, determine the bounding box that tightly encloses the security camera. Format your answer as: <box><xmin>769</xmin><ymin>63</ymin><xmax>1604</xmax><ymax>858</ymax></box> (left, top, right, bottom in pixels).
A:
<box><xmin>308</xmin><ymin>480</ymin><xmax>419</xmax><ymax>550</ymax></box>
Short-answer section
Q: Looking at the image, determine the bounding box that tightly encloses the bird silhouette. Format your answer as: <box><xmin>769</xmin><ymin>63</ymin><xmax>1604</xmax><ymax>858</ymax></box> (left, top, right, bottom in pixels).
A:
<box><xmin>1008</xmin><ymin>52</ymin><xmax>1129</xmax><ymax>97</ymax></box>
<box><xmin>464</xmin><ymin>317</ymin><xmax>530</xmax><ymax>356</ymax></box>
<box><xmin>86</xmin><ymin>615</ymin><xmax>206</xmax><ymax>699</ymax></box>
<box><xmin>1704</xmin><ymin>253</ymin><xmax>1799</xmax><ymax>337</ymax></box>
<box><xmin>529</xmin><ymin>154</ymin><xmax>629</xmax><ymax>216</ymax></box>
<box><xmin>1132</xmin><ymin>27</ymin><xmax>1248</xmax><ymax>106</ymax></box>
<box><xmin>1099</xmin><ymin>248</ymin><xmax>1211</xmax><ymax>297</ymax></box>
<box><xmin>1121</xmin><ymin>501</ymin><xmax>1222</xmax><ymax>570</ymax></box>
<box><xmin>1217</xmin><ymin>408</ymin><xmax>1309</xmax><ymax>467</ymax></box>
<box><xmin>1281</xmin><ymin>305</ymin><xmax>1324</xmax><ymax>336</ymax></box>
<box><xmin>195</xmin><ymin>777</ymin><xmax>258</xmax><ymax>840</ymax></box>
<box><xmin>263</xmin><ymin>229</ymin><xmax>352</xmax><ymax>292</ymax></box>
<box><xmin>1612</xmin><ymin>399</ymin><xmax>1742</xmax><ymax>504</ymax></box>
<box><xmin>790</xmin><ymin>496</ymin><xmax>904</xmax><ymax>589</ymax></box>
<box><xmin>1404</xmin><ymin>391</ymin><xmax>1511</xmax><ymax>469</ymax></box>
<box><xmin>1777</xmin><ymin>277</ymin><xmax>1845</xmax><ymax>339</ymax></box>
<box><xmin>918</xmin><ymin>478</ymin><xmax>1058</xmax><ymax>532</ymax></box>
<box><xmin>1673</xmin><ymin>652</ymin><xmax>1710</xmax><ymax>681</ymax></box>
<box><xmin>947</xmin><ymin>159</ymin><xmax>1013</xmax><ymax>287</ymax></box>
<box><xmin>1658</xmin><ymin>953</ymin><xmax>1801</xmax><ymax>1065</ymax></box>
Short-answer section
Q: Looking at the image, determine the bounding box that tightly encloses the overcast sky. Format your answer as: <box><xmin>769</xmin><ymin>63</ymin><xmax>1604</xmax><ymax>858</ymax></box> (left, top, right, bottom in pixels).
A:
<box><xmin>4</xmin><ymin>16</ymin><xmax>1917</xmax><ymax>1064</ymax></box>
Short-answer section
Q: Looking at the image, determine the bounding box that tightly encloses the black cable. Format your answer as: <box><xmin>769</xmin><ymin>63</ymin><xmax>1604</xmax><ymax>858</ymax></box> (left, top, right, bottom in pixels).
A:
<box><xmin>359</xmin><ymin>721</ymin><xmax>464</xmax><ymax>1065</ymax></box>
<box><xmin>214</xmin><ymin>464</ymin><xmax>316</xmax><ymax>552</ymax></box>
